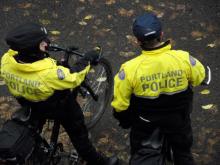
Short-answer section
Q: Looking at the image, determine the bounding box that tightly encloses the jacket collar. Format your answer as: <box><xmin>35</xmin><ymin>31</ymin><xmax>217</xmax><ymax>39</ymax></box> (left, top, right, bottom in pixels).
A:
<box><xmin>141</xmin><ymin>40</ymin><xmax>171</xmax><ymax>55</ymax></box>
<box><xmin>3</xmin><ymin>49</ymin><xmax>55</xmax><ymax>72</ymax></box>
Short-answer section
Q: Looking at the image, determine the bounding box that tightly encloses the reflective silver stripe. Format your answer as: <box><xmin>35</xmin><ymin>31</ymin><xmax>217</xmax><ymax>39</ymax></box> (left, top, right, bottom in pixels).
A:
<box><xmin>134</xmin><ymin>87</ymin><xmax>188</xmax><ymax>99</ymax></box>
<box><xmin>139</xmin><ymin>116</ymin><xmax>151</xmax><ymax>122</ymax></box>
<box><xmin>144</xmin><ymin>31</ymin><xmax>156</xmax><ymax>36</ymax></box>
<box><xmin>41</xmin><ymin>27</ymin><xmax>47</xmax><ymax>34</ymax></box>
<box><xmin>206</xmin><ymin>66</ymin><xmax>211</xmax><ymax>85</ymax></box>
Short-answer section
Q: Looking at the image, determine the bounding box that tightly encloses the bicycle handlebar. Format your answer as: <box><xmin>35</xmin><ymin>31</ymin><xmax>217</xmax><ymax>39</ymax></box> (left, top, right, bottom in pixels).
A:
<box><xmin>47</xmin><ymin>44</ymin><xmax>84</xmax><ymax>57</ymax></box>
<box><xmin>47</xmin><ymin>44</ymin><xmax>101</xmax><ymax>101</ymax></box>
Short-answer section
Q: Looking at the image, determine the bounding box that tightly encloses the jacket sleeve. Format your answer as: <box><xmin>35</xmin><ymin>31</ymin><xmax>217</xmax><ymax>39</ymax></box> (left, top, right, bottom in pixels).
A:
<box><xmin>45</xmin><ymin>64</ymin><xmax>90</xmax><ymax>90</ymax></box>
<box><xmin>187</xmin><ymin>55</ymin><xmax>205</xmax><ymax>86</ymax></box>
<box><xmin>111</xmin><ymin>65</ymin><xmax>133</xmax><ymax>112</ymax></box>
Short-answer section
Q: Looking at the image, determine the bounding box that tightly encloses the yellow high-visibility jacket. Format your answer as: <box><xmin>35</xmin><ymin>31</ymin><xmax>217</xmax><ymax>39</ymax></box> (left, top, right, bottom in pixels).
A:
<box><xmin>111</xmin><ymin>42</ymin><xmax>205</xmax><ymax>112</ymax></box>
<box><xmin>0</xmin><ymin>49</ymin><xmax>90</xmax><ymax>102</ymax></box>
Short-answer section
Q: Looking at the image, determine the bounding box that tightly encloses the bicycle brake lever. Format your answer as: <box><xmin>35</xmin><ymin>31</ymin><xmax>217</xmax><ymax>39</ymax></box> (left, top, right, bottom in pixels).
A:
<box><xmin>47</xmin><ymin>44</ymin><xmax>65</xmax><ymax>52</ymax></box>
<box><xmin>93</xmin><ymin>46</ymin><xmax>102</xmax><ymax>60</ymax></box>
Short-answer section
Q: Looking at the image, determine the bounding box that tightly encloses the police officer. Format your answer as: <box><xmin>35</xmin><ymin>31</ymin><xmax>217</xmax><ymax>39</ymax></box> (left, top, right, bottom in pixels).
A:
<box><xmin>0</xmin><ymin>23</ymin><xmax>118</xmax><ymax>165</ymax></box>
<box><xmin>111</xmin><ymin>13</ymin><xmax>205</xmax><ymax>165</ymax></box>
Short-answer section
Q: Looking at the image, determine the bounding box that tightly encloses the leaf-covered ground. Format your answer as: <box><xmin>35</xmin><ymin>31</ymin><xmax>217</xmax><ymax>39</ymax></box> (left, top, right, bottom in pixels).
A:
<box><xmin>0</xmin><ymin>0</ymin><xmax>220</xmax><ymax>164</ymax></box>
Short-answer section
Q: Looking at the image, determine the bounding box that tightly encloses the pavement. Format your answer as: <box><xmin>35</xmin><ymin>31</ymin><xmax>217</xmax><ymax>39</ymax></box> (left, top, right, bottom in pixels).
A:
<box><xmin>0</xmin><ymin>0</ymin><xmax>220</xmax><ymax>164</ymax></box>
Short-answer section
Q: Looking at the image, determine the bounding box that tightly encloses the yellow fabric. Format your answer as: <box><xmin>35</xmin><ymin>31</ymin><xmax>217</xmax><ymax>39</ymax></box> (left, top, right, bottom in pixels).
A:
<box><xmin>0</xmin><ymin>49</ymin><xmax>90</xmax><ymax>102</ymax></box>
<box><xmin>111</xmin><ymin>44</ymin><xmax>205</xmax><ymax>112</ymax></box>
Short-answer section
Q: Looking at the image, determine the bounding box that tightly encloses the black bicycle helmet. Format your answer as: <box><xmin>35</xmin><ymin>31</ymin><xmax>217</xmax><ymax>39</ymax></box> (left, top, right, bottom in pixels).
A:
<box><xmin>133</xmin><ymin>13</ymin><xmax>162</xmax><ymax>42</ymax></box>
<box><xmin>5</xmin><ymin>22</ymin><xmax>48</xmax><ymax>52</ymax></box>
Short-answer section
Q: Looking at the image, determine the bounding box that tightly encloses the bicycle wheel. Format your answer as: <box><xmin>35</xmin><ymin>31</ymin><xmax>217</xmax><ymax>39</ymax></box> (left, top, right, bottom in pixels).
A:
<box><xmin>76</xmin><ymin>57</ymin><xmax>113</xmax><ymax>129</ymax></box>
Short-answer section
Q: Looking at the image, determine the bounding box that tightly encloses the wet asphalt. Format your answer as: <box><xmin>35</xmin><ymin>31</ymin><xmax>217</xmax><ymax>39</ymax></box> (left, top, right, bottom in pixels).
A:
<box><xmin>0</xmin><ymin>0</ymin><xmax>220</xmax><ymax>164</ymax></box>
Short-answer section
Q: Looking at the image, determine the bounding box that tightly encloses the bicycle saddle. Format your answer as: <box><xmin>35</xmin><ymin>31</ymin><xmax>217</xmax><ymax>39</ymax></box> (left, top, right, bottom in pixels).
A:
<box><xmin>11</xmin><ymin>106</ymin><xmax>32</xmax><ymax>122</ymax></box>
<box><xmin>141</xmin><ymin>128</ymin><xmax>164</xmax><ymax>150</ymax></box>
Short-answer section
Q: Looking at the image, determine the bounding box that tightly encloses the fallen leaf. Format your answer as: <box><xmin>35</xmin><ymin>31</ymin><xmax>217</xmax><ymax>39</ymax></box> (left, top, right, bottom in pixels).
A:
<box><xmin>118</xmin><ymin>152</ymin><xmax>129</xmax><ymax>162</ymax></box>
<box><xmin>107</xmin><ymin>15</ymin><xmax>113</xmax><ymax>19</ymax></box>
<box><xmin>176</xmin><ymin>4</ymin><xmax>186</xmax><ymax>11</ymax></box>
<box><xmin>18</xmin><ymin>3</ymin><xmax>32</xmax><ymax>9</ymax></box>
<box><xmin>98</xmin><ymin>137</ymin><xmax>109</xmax><ymax>144</ymax></box>
<box><xmin>118</xmin><ymin>8</ymin><xmax>134</xmax><ymax>17</ymax></box>
<box><xmin>158</xmin><ymin>2</ymin><xmax>165</xmax><ymax>7</ymax></box>
<box><xmin>50</xmin><ymin>30</ymin><xmax>61</xmax><ymax>35</ymax></box>
<box><xmin>105</xmin><ymin>0</ymin><xmax>116</xmax><ymax>5</ymax></box>
<box><xmin>102</xmin><ymin>28</ymin><xmax>111</xmax><ymax>32</ymax></box>
<box><xmin>196</xmin><ymin>38</ymin><xmax>202</xmax><ymax>41</ymax></box>
<box><xmin>39</xmin><ymin>19</ymin><xmax>51</xmax><ymax>25</ymax></box>
<box><xmin>78</xmin><ymin>20</ymin><xmax>87</xmax><ymax>26</ymax></box>
<box><xmin>201</xmin><ymin>104</ymin><xmax>218</xmax><ymax>114</ymax></box>
<box><xmin>94</xmin><ymin>28</ymin><xmax>111</xmax><ymax>37</ymax></box>
<box><xmin>201</xmin><ymin>104</ymin><xmax>214</xmax><ymax>110</ymax></box>
<box><xmin>143</xmin><ymin>5</ymin><xmax>154</xmax><ymax>11</ymax></box>
<box><xmin>84</xmin><ymin>15</ymin><xmax>93</xmax><ymax>20</ymax></box>
<box><xmin>119</xmin><ymin>51</ymin><xmax>136</xmax><ymax>57</ymax></box>
<box><xmin>207</xmin><ymin>43</ymin><xmax>216</xmax><ymax>48</ymax></box>
<box><xmin>156</xmin><ymin>11</ymin><xmax>164</xmax><ymax>18</ymax></box>
<box><xmin>191</xmin><ymin>31</ymin><xmax>203</xmax><ymax>38</ymax></box>
<box><xmin>200</xmin><ymin>89</ymin><xmax>210</xmax><ymax>95</ymax></box>
<box><xmin>126</xmin><ymin>35</ymin><xmax>138</xmax><ymax>46</ymax></box>
<box><xmin>89</xmin><ymin>69</ymin><xmax>95</xmax><ymax>73</ymax></box>
<box><xmin>126</xmin><ymin>35</ymin><xmax>136</xmax><ymax>41</ymax></box>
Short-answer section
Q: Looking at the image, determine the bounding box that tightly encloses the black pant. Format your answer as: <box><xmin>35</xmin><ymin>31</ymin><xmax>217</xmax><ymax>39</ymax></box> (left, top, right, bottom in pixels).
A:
<box><xmin>20</xmin><ymin>91</ymin><xmax>100</xmax><ymax>163</ymax></box>
<box><xmin>130</xmin><ymin>112</ymin><xmax>195</xmax><ymax>165</ymax></box>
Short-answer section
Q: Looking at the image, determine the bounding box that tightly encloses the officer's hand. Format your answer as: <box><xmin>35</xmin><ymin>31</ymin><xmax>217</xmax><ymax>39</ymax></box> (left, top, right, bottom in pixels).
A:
<box><xmin>113</xmin><ymin>109</ymin><xmax>132</xmax><ymax>129</ymax></box>
<box><xmin>118</xmin><ymin>121</ymin><xmax>131</xmax><ymax>129</ymax></box>
<box><xmin>70</xmin><ymin>59</ymin><xmax>89</xmax><ymax>73</ymax></box>
<box><xmin>83</xmin><ymin>50</ymin><xmax>99</xmax><ymax>65</ymax></box>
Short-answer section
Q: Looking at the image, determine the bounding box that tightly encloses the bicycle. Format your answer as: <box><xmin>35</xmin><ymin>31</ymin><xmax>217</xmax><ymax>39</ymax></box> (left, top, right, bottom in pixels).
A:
<box><xmin>0</xmin><ymin>45</ymin><xmax>113</xmax><ymax>165</ymax></box>
<box><xmin>47</xmin><ymin>44</ymin><xmax>113</xmax><ymax>129</ymax></box>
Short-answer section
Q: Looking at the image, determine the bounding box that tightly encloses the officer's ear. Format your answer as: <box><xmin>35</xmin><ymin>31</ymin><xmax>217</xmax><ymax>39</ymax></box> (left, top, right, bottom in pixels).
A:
<box><xmin>39</xmin><ymin>41</ymin><xmax>48</xmax><ymax>52</ymax></box>
<box><xmin>157</xmin><ymin>31</ymin><xmax>164</xmax><ymax>42</ymax></box>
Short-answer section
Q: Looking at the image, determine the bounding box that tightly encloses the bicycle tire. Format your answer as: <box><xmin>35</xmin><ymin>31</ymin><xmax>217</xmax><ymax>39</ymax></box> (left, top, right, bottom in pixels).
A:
<box><xmin>76</xmin><ymin>57</ymin><xmax>113</xmax><ymax>129</ymax></box>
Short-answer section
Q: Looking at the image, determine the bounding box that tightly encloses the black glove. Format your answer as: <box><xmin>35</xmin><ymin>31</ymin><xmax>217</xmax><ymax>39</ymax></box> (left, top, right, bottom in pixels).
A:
<box><xmin>70</xmin><ymin>59</ymin><xmax>89</xmax><ymax>73</ymax></box>
<box><xmin>113</xmin><ymin>109</ymin><xmax>132</xmax><ymax>129</ymax></box>
<box><xmin>82</xmin><ymin>50</ymin><xmax>100</xmax><ymax>65</ymax></box>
